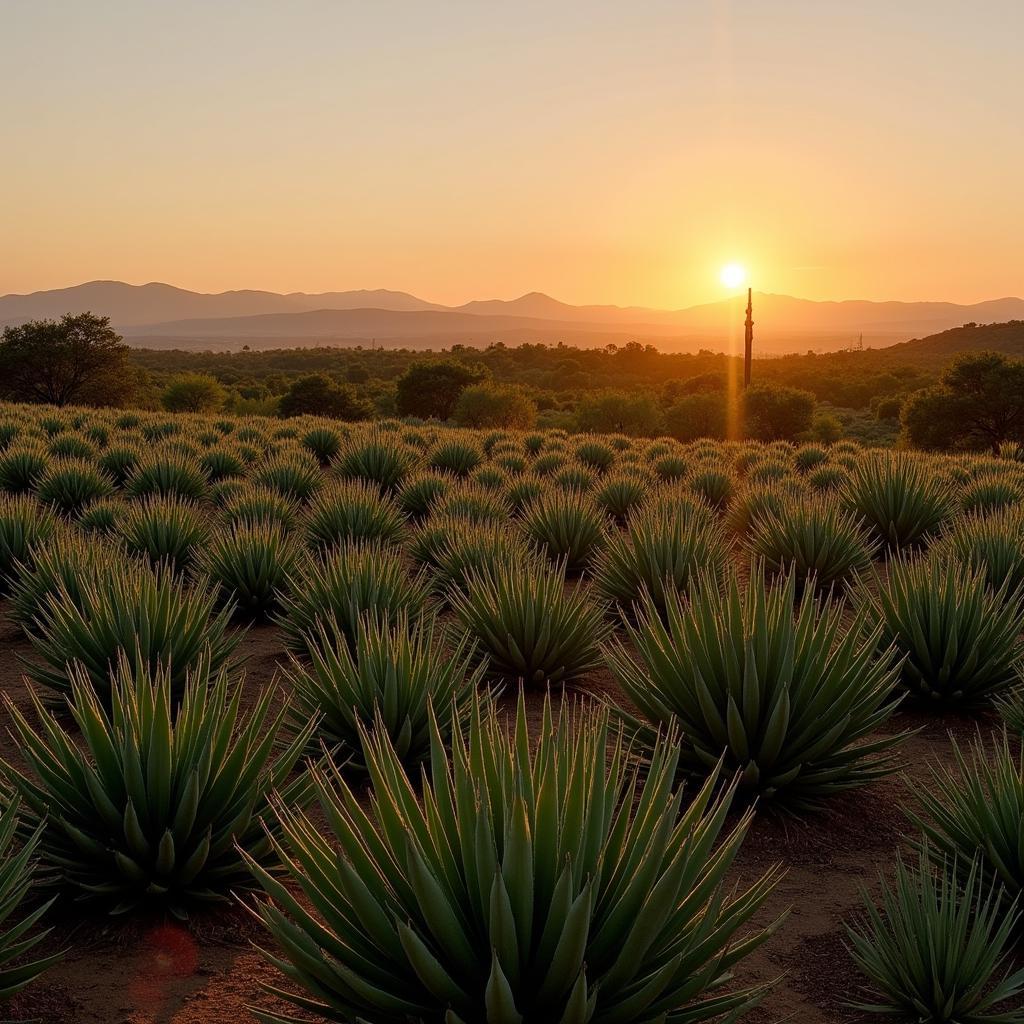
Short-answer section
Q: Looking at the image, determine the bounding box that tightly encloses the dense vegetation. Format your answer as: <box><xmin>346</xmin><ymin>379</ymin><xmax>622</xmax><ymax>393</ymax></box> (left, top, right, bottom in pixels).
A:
<box><xmin>0</xmin><ymin>398</ymin><xmax>1023</xmax><ymax>1018</ymax></box>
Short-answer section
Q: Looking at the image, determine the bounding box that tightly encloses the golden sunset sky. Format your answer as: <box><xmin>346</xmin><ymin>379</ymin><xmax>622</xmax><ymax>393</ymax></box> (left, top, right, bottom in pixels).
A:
<box><xmin>3</xmin><ymin>1</ymin><xmax>1022</xmax><ymax>308</ymax></box>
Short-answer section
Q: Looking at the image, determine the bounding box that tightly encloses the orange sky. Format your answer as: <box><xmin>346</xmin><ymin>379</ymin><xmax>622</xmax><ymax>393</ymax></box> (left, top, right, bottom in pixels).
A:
<box><xmin>3</xmin><ymin>2</ymin><xmax>1022</xmax><ymax>308</ymax></box>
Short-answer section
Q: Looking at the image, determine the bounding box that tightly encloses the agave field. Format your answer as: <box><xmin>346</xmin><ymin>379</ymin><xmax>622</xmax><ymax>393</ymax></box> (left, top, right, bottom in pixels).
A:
<box><xmin>1</xmin><ymin>401</ymin><xmax>1024</xmax><ymax>1022</ymax></box>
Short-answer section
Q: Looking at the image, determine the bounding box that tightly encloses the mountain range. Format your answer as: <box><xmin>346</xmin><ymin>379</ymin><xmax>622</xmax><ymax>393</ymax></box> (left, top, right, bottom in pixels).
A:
<box><xmin>2</xmin><ymin>280</ymin><xmax>1022</xmax><ymax>355</ymax></box>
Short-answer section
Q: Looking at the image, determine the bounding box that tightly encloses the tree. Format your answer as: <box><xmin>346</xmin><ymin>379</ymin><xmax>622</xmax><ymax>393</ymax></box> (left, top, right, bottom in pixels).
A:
<box><xmin>902</xmin><ymin>351</ymin><xmax>1024</xmax><ymax>454</ymax></box>
<box><xmin>742</xmin><ymin>383</ymin><xmax>815</xmax><ymax>441</ymax></box>
<box><xmin>0</xmin><ymin>312</ymin><xmax>133</xmax><ymax>406</ymax></box>
<box><xmin>574</xmin><ymin>390</ymin><xmax>663</xmax><ymax>436</ymax></box>
<box><xmin>663</xmin><ymin>393</ymin><xmax>727</xmax><ymax>442</ymax></box>
<box><xmin>452</xmin><ymin>383</ymin><xmax>537</xmax><ymax>429</ymax></box>
<box><xmin>161</xmin><ymin>373</ymin><xmax>226</xmax><ymax>413</ymax></box>
<box><xmin>278</xmin><ymin>374</ymin><xmax>372</xmax><ymax>420</ymax></box>
<box><xmin>395</xmin><ymin>359</ymin><xmax>489</xmax><ymax>420</ymax></box>
<box><xmin>810</xmin><ymin>413</ymin><xmax>843</xmax><ymax>443</ymax></box>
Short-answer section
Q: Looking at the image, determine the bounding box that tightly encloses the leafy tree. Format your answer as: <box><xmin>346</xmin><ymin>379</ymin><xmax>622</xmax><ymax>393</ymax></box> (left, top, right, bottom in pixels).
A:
<box><xmin>278</xmin><ymin>374</ymin><xmax>372</xmax><ymax>420</ymax></box>
<box><xmin>575</xmin><ymin>390</ymin><xmax>663</xmax><ymax>436</ymax></box>
<box><xmin>810</xmin><ymin>413</ymin><xmax>843</xmax><ymax>443</ymax></box>
<box><xmin>663</xmin><ymin>392</ymin><xmax>727</xmax><ymax>441</ymax></box>
<box><xmin>902</xmin><ymin>351</ymin><xmax>1024</xmax><ymax>453</ymax></box>
<box><xmin>873</xmin><ymin>395</ymin><xmax>904</xmax><ymax>421</ymax></box>
<box><xmin>743</xmin><ymin>382</ymin><xmax>815</xmax><ymax>441</ymax></box>
<box><xmin>161</xmin><ymin>373</ymin><xmax>226</xmax><ymax>413</ymax></box>
<box><xmin>394</xmin><ymin>359</ymin><xmax>488</xmax><ymax>420</ymax></box>
<box><xmin>452</xmin><ymin>382</ymin><xmax>537</xmax><ymax>428</ymax></box>
<box><xmin>0</xmin><ymin>312</ymin><xmax>133</xmax><ymax>406</ymax></box>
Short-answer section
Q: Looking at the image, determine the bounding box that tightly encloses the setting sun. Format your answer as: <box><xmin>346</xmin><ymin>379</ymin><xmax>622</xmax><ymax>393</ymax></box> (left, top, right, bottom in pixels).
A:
<box><xmin>720</xmin><ymin>263</ymin><xmax>748</xmax><ymax>289</ymax></box>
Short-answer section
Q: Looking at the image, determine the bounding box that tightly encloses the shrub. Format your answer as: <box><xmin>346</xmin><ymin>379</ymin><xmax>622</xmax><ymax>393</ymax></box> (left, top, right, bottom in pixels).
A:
<box><xmin>451</xmin><ymin>382</ymin><xmax>537</xmax><ymax>429</ymax></box>
<box><xmin>747</xmin><ymin>494</ymin><xmax>878</xmax><ymax>590</ymax></box>
<box><xmin>77</xmin><ymin>496</ymin><xmax>122</xmax><ymax>535</ymax></box>
<box><xmin>161</xmin><ymin>373</ymin><xmax>226</xmax><ymax>413</ymax></box>
<box><xmin>126</xmin><ymin>451</ymin><xmax>209</xmax><ymax>502</ymax></box>
<box><xmin>606</xmin><ymin>564</ymin><xmax>903</xmax><ymax>808</ymax></box>
<box><xmin>846</xmin><ymin>849</ymin><xmax>1024</xmax><ymax>1023</ymax></box>
<box><xmin>1</xmin><ymin>654</ymin><xmax>314</xmax><ymax>917</ymax></box>
<box><xmin>594</xmin><ymin>504</ymin><xmax>729</xmax><ymax>618</ymax></box>
<box><xmin>35</xmin><ymin>457</ymin><xmax>114</xmax><ymax>515</ymax></box>
<box><xmin>504</xmin><ymin>475</ymin><xmax>546</xmax><ymax>514</ymax></box>
<box><xmin>960</xmin><ymin>476</ymin><xmax>1024</xmax><ymax>516</ymax></box>
<box><xmin>433</xmin><ymin>482</ymin><xmax>510</xmax><ymax>524</ymax></box>
<box><xmin>116</xmin><ymin>496</ymin><xmax>210</xmax><ymax>570</ymax></box>
<box><xmin>864</xmin><ymin>556</ymin><xmax>1024</xmax><ymax>705</ymax></box>
<box><xmin>199</xmin><ymin>446</ymin><xmax>246</xmax><ymax>482</ymax></box>
<box><xmin>201</xmin><ymin>521</ymin><xmax>301</xmax><ymax>620</ymax></box>
<box><xmin>520</xmin><ymin>488</ymin><xmax>607</xmax><ymax>571</ymax></box>
<box><xmin>284</xmin><ymin>612</ymin><xmax>484</xmax><ymax>770</ymax></box>
<box><xmin>842</xmin><ymin>453</ymin><xmax>953</xmax><ymax>550</ymax></box>
<box><xmin>303</xmin><ymin>479</ymin><xmax>406</xmax><ymax>550</ymax></box>
<box><xmin>450</xmin><ymin>561</ymin><xmax>608</xmax><ymax>686</ymax></box>
<box><xmin>430</xmin><ymin>522</ymin><xmax>537</xmax><ymax>596</ymax></box>
<box><xmin>278</xmin><ymin>542</ymin><xmax>431</xmax><ymax>658</ymax></box>
<box><xmin>278</xmin><ymin>374</ymin><xmax>371</xmax><ymax>420</ymax></box>
<box><xmin>245</xmin><ymin>695</ymin><xmax>780</xmax><ymax>1024</ymax></box>
<box><xmin>27</xmin><ymin>562</ymin><xmax>241</xmax><ymax>701</ymax></box>
<box><xmin>794</xmin><ymin>444</ymin><xmax>829</xmax><ymax>473</ymax></box>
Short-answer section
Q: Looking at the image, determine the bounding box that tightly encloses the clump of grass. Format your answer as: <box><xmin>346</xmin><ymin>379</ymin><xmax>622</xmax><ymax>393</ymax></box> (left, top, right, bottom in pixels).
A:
<box><xmin>303</xmin><ymin>479</ymin><xmax>406</xmax><ymax>550</ymax></box>
<box><xmin>520</xmin><ymin>487</ymin><xmax>607</xmax><ymax>571</ymax></box>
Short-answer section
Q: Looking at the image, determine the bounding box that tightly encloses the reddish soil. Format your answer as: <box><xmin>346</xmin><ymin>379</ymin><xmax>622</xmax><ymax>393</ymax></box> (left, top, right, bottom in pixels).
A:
<box><xmin>0</xmin><ymin>610</ymin><xmax>1005</xmax><ymax>1023</ymax></box>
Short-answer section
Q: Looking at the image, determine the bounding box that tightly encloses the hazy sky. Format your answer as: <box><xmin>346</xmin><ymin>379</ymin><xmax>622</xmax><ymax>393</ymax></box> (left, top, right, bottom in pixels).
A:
<box><xmin>3</xmin><ymin>1</ymin><xmax>1022</xmax><ymax>307</ymax></box>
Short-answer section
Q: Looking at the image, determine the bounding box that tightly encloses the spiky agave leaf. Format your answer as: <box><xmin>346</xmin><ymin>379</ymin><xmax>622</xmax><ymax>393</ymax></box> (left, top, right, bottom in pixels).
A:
<box><xmin>450</xmin><ymin>560</ymin><xmax>609</xmax><ymax>686</ymax></box>
<box><xmin>283</xmin><ymin>611</ymin><xmax>485</xmax><ymax>770</ymax></box>
<box><xmin>908</xmin><ymin>733</ymin><xmax>1024</xmax><ymax>906</ymax></box>
<box><xmin>841</xmin><ymin>453</ymin><xmax>953</xmax><ymax>550</ymax></box>
<box><xmin>864</xmin><ymin>555</ymin><xmax>1024</xmax><ymax>705</ymax></box>
<box><xmin>277</xmin><ymin>541</ymin><xmax>432</xmax><ymax>658</ymax></box>
<box><xmin>746</xmin><ymin>493</ymin><xmax>879</xmax><ymax>591</ymax></box>
<box><xmin>26</xmin><ymin>560</ymin><xmax>242</xmax><ymax>702</ymax></box>
<box><xmin>605</xmin><ymin>562</ymin><xmax>904</xmax><ymax>808</ymax></box>
<box><xmin>0</xmin><ymin>444</ymin><xmax>49</xmax><ymax>495</ymax></box>
<box><xmin>0</xmin><ymin>653</ymin><xmax>315</xmax><ymax>917</ymax></box>
<box><xmin>846</xmin><ymin>848</ymin><xmax>1024</xmax><ymax>1022</ymax></box>
<box><xmin>243</xmin><ymin>694</ymin><xmax>783</xmax><ymax>1024</ymax></box>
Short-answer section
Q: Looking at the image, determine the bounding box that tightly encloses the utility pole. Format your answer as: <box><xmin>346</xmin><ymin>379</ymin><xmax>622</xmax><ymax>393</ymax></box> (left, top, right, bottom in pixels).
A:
<box><xmin>743</xmin><ymin>287</ymin><xmax>754</xmax><ymax>389</ymax></box>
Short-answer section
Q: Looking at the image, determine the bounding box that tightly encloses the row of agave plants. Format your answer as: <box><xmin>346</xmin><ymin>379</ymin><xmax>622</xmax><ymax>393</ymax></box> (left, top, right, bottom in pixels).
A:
<box><xmin>0</xmin><ymin>401</ymin><xmax>1023</xmax><ymax>1019</ymax></box>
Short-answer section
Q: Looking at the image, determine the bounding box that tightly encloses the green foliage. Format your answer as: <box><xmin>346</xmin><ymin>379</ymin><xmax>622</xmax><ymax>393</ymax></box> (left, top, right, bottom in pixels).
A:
<box><xmin>301</xmin><ymin>425</ymin><xmax>344</xmax><ymax>466</ymax></box>
<box><xmin>35</xmin><ymin>457</ymin><xmax>114</xmax><ymax>515</ymax></box>
<box><xmin>842</xmin><ymin>452</ymin><xmax>953</xmax><ymax>549</ymax></box>
<box><xmin>450</xmin><ymin>562</ymin><xmax>608</xmax><ymax>686</ymax></box>
<box><xmin>743</xmin><ymin>383</ymin><xmax>815</xmax><ymax>441</ymax></box>
<box><xmin>336</xmin><ymin>434</ymin><xmax>418</xmax><ymax>492</ymax></box>
<box><xmin>161</xmin><ymin>373</ymin><xmax>227</xmax><ymax>413</ymax></box>
<box><xmin>434</xmin><ymin>482</ymin><xmax>510</xmax><ymax>524</ymax></box>
<box><xmin>933</xmin><ymin>508</ymin><xmax>1024</xmax><ymax>595</ymax></box>
<box><xmin>252</xmin><ymin>450</ymin><xmax>322</xmax><ymax>503</ymax></box>
<box><xmin>283</xmin><ymin>612</ymin><xmax>483</xmax><ymax>770</ymax></box>
<box><xmin>278</xmin><ymin>374</ymin><xmax>372</xmax><ymax>420</ymax></box>
<box><xmin>116</xmin><ymin>496</ymin><xmax>210</xmax><ymax>570</ymax></box>
<box><xmin>593</xmin><ymin>473</ymin><xmax>647</xmax><ymax>523</ymax></box>
<box><xmin>395</xmin><ymin>359</ymin><xmax>489</xmax><ymax>421</ymax></box>
<box><xmin>960</xmin><ymin>475</ymin><xmax>1024</xmax><ymax>516</ymax></box>
<box><xmin>397</xmin><ymin>471</ymin><xmax>451</xmax><ymax>519</ymax></box>
<box><xmin>663</xmin><ymin>391</ymin><xmax>727</xmax><ymax>442</ymax></box>
<box><xmin>27</xmin><ymin>561</ymin><xmax>241</xmax><ymax>701</ymax></box>
<box><xmin>428</xmin><ymin>438</ymin><xmax>483</xmax><ymax>478</ymax></box>
<box><xmin>245</xmin><ymin>695</ymin><xmax>780</xmax><ymax>1024</ymax></box>
<box><xmin>746</xmin><ymin>494</ymin><xmax>878</xmax><ymax>590</ymax></box>
<box><xmin>0</xmin><ymin>495</ymin><xmax>59</xmax><ymax>592</ymax></box>
<box><xmin>222</xmin><ymin>484</ymin><xmax>300</xmax><ymax>531</ymax></box>
<box><xmin>846</xmin><ymin>849</ymin><xmax>1024</xmax><ymax>1023</ymax></box>
<box><xmin>127</xmin><ymin>450</ymin><xmax>210</xmax><ymax>502</ymax></box>
<box><xmin>606</xmin><ymin>564</ymin><xmax>902</xmax><ymax>807</ymax></box>
<box><xmin>278</xmin><ymin>542</ymin><xmax>431</xmax><ymax>658</ymax></box>
<box><xmin>199</xmin><ymin>446</ymin><xmax>246</xmax><ymax>481</ymax></box>
<box><xmin>303</xmin><ymin>479</ymin><xmax>406</xmax><ymax>550</ymax></box>
<box><xmin>574</xmin><ymin>439</ymin><xmax>615</xmax><ymax>472</ymax></box>
<box><xmin>688</xmin><ymin>467</ymin><xmax>734</xmax><ymax>510</ymax></box>
<box><xmin>97</xmin><ymin>443</ymin><xmax>141</xmax><ymax>486</ymax></box>
<box><xmin>452</xmin><ymin>382</ymin><xmax>538</xmax><ymax>429</ymax></box>
<box><xmin>520</xmin><ymin>488</ymin><xmax>607</xmax><ymax>571</ymax></box>
<box><xmin>575</xmin><ymin>389</ymin><xmax>663</xmax><ymax>436</ymax></box>
<box><xmin>0</xmin><ymin>444</ymin><xmax>49</xmax><ymax>494</ymax></box>
<box><xmin>1</xmin><ymin>654</ymin><xmax>314</xmax><ymax>917</ymax></box>
<box><xmin>865</xmin><ymin>556</ymin><xmax>1024</xmax><ymax>704</ymax></box>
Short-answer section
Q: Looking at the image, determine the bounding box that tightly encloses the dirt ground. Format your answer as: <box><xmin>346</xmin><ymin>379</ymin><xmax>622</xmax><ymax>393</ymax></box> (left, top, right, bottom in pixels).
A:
<box><xmin>0</xmin><ymin>610</ymin><xmax>1003</xmax><ymax>1024</ymax></box>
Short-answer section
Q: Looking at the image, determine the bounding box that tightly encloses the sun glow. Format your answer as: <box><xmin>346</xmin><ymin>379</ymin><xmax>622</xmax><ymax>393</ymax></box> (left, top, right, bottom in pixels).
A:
<box><xmin>719</xmin><ymin>263</ymin><xmax>747</xmax><ymax>289</ymax></box>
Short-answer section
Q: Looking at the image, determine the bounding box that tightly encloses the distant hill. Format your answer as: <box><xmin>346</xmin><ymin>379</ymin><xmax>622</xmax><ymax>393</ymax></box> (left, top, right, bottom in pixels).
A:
<box><xmin>3</xmin><ymin>279</ymin><xmax>1023</xmax><ymax>355</ymax></box>
<box><xmin>887</xmin><ymin>319</ymin><xmax>1024</xmax><ymax>360</ymax></box>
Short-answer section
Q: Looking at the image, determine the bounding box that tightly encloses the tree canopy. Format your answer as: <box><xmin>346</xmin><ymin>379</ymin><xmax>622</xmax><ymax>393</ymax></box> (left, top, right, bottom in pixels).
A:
<box><xmin>161</xmin><ymin>373</ymin><xmax>226</xmax><ymax>413</ymax></box>
<box><xmin>278</xmin><ymin>374</ymin><xmax>373</xmax><ymax>420</ymax></box>
<box><xmin>394</xmin><ymin>359</ymin><xmax>489</xmax><ymax>420</ymax></box>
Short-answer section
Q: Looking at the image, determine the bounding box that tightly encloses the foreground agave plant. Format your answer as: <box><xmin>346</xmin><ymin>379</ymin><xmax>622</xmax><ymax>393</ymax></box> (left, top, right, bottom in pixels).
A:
<box><xmin>283</xmin><ymin>611</ymin><xmax>485</xmax><ymax>769</ymax></box>
<box><xmin>450</xmin><ymin>561</ymin><xmax>609</xmax><ymax>686</ymax></box>
<box><xmin>846</xmin><ymin>850</ymin><xmax>1024</xmax><ymax>1023</ymax></box>
<box><xmin>1</xmin><ymin>655</ymin><xmax>315</xmax><ymax>917</ymax></box>
<box><xmin>245</xmin><ymin>696</ymin><xmax>782</xmax><ymax>1024</ymax></box>
<box><xmin>864</xmin><ymin>555</ymin><xmax>1024</xmax><ymax>705</ymax></box>
<box><xmin>606</xmin><ymin>564</ymin><xmax>904</xmax><ymax>808</ymax></box>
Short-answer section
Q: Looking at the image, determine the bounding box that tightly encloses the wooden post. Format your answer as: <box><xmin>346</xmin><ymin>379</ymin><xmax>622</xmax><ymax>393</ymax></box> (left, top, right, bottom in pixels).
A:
<box><xmin>743</xmin><ymin>287</ymin><xmax>754</xmax><ymax>389</ymax></box>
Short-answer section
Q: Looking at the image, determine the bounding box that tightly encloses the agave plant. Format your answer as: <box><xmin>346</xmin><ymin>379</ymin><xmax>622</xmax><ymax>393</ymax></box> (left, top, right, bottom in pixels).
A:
<box><xmin>252</xmin><ymin>451</ymin><xmax>322</xmax><ymax>503</ymax></box>
<box><xmin>283</xmin><ymin>612</ymin><xmax>485</xmax><ymax>769</ymax></box>
<box><xmin>450</xmin><ymin>561</ymin><xmax>609</xmax><ymax>686</ymax></box>
<box><xmin>842</xmin><ymin>453</ymin><xmax>953</xmax><ymax>550</ymax></box>
<box><xmin>747</xmin><ymin>494</ymin><xmax>879</xmax><ymax>590</ymax></box>
<box><xmin>35</xmin><ymin>457</ymin><xmax>114</xmax><ymax>516</ymax></box>
<box><xmin>689</xmin><ymin>468</ymin><xmax>734</xmax><ymax>510</ymax></box>
<box><xmin>0</xmin><ymin>654</ymin><xmax>315</xmax><ymax>917</ymax></box>
<box><xmin>397</xmin><ymin>472</ymin><xmax>451</xmax><ymax>519</ymax></box>
<box><xmin>593</xmin><ymin>474</ymin><xmax>647</xmax><ymax>523</ymax></box>
<box><xmin>336</xmin><ymin>434</ymin><xmax>417</xmax><ymax>492</ymax></box>
<box><xmin>200</xmin><ymin>446</ymin><xmax>246</xmax><ymax>482</ymax></box>
<box><xmin>864</xmin><ymin>555</ymin><xmax>1024</xmax><ymax>704</ymax></box>
<box><xmin>430</xmin><ymin>522</ymin><xmax>537</xmax><ymax>597</ymax></box>
<box><xmin>126</xmin><ymin>450</ymin><xmax>210</xmax><ymax>501</ymax></box>
<box><xmin>434</xmin><ymin>482</ymin><xmax>511</xmax><ymax>524</ymax></box>
<box><xmin>303</xmin><ymin>479</ymin><xmax>406</xmax><ymax>550</ymax></box>
<box><xmin>594</xmin><ymin>504</ymin><xmax>729</xmax><ymax>619</ymax></box>
<box><xmin>606</xmin><ymin>563</ymin><xmax>903</xmax><ymax>808</ymax></box>
<box><xmin>277</xmin><ymin>542</ymin><xmax>432</xmax><ymax>658</ymax></box>
<box><xmin>0</xmin><ymin>494</ymin><xmax>59</xmax><ymax>593</ymax></box>
<box><xmin>908</xmin><ymin>734</ymin><xmax>1024</xmax><ymax>904</ymax></box>
<box><xmin>222</xmin><ymin>484</ymin><xmax>301</xmax><ymax>532</ymax></box>
<box><xmin>575</xmin><ymin>439</ymin><xmax>615</xmax><ymax>473</ymax></box>
<box><xmin>428</xmin><ymin>438</ymin><xmax>483</xmax><ymax>477</ymax></box>
<box><xmin>0</xmin><ymin>444</ymin><xmax>49</xmax><ymax>494</ymax></box>
<box><xmin>116</xmin><ymin>496</ymin><xmax>210</xmax><ymax>570</ymax></box>
<box><xmin>77</xmin><ymin>496</ymin><xmax>123</xmax><ymax>535</ymax></box>
<box><xmin>846</xmin><ymin>849</ymin><xmax>1024</xmax><ymax>1023</ymax></box>
<box><xmin>504</xmin><ymin>476</ymin><xmax>545</xmax><ymax>515</ymax></box>
<box><xmin>301</xmin><ymin>426</ymin><xmax>343</xmax><ymax>466</ymax></box>
<box><xmin>959</xmin><ymin>476</ymin><xmax>1023</xmax><ymax>517</ymax></box>
<box><xmin>47</xmin><ymin>433</ymin><xmax>95</xmax><ymax>460</ymax></box>
<box><xmin>520</xmin><ymin>488</ymin><xmax>607</xmax><ymax>571</ymax></box>
<box><xmin>27</xmin><ymin>560</ymin><xmax>241</xmax><ymax>701</ymax></box>
<box><xmin>201</xmin><ymin>521</ymin><xmax>301</xmax><ymax>621</ymax></box>
<box><xmin>931</xmin><ymin>508</ymin><xmax>1024</xmax><ymax>594</ymax></box>
<box><xmin>245</xmin><ymin>695</ymin><xmax>781</xmax><ymax>1024</ymax></box>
